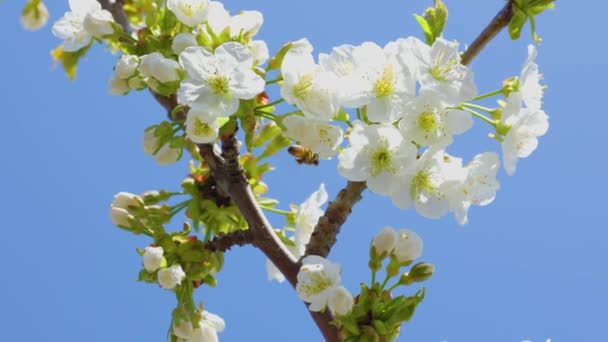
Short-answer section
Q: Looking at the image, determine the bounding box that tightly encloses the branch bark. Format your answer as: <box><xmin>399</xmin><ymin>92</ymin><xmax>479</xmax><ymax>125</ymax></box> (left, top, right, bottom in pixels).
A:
<box><xmin>305</xmin><ymin>182</ymin><xmax>367</xmax><ymax>258</ymax></box>
<box><xmin>98</xmin><ymin>0</ymin><xmax>131</xmax><ymax>34</ymax></box>
<box><xmin>461</xmin><ymin>1</ymin><xmax>514</xmax><ymax>66</ymax></box>
<box><xmin>204</xmin><ymin>229</ymin><xmax>254</xmax><ymax>252</ymax></box>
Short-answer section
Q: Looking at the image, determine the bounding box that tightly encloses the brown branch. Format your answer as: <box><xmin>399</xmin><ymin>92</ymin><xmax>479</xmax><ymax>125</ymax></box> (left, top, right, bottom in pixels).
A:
<box><xmin>305</xmin><ymin>181</ymin><xmax>367</xmax><ymax>258</ymax></box>
<box><xmin>460</xmin><ymin>1</ymin><xmax>514</xmax><ymax>66</ymax></box>
<box><xmin>204</xmin><ymin>230</ymin><xmax>254</xmax><ymax>252</ymax></box>
<box><xmin>98</xmin><ymin>0</ymin><xmax>131</xmax><ymax>33</ymax></box>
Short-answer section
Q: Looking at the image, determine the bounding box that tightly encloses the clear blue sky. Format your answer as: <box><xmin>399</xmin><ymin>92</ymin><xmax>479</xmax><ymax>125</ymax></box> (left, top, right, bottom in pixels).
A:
<box><xmin>1</xmin><ymin>1</ymin><xmax>604</xmax><ymax>341</ymax></box>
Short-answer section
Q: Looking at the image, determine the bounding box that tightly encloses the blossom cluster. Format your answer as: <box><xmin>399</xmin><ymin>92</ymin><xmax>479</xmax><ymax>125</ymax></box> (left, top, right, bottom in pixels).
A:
<box><xmin>279</xmin><ymin>37</ymin><xmax>547</xmax><ymax>225</ymax></box>
<box><xmin>50</xmin><ymin>0</ymin><xmax>548</xmax><ymax>226</ymax></box>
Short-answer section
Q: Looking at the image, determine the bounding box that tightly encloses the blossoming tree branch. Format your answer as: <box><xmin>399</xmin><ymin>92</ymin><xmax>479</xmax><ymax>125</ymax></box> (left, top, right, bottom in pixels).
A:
<box><xmin>20</xmin><ymin>0</ymin><xmax>555</xmax><ymax>341</ymax></box>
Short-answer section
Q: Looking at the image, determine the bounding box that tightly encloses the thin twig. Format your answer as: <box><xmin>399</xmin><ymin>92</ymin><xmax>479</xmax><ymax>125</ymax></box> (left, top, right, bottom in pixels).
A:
<box><xmin>204</xmin><ymin>230</ymin><xmax>254</xmax><ymax>252</ymax></box>
<box><xmin>460</xmin><ymin>1</ymin><xmax>514</xmax><ymax>66</ymax></box>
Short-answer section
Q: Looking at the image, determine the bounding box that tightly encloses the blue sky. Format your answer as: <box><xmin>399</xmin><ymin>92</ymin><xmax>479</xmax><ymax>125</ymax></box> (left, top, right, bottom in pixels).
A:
<box><xmin>0</xmin><ymin>1</ymin><xmax>604</xmax><ymax>341</ymax></box>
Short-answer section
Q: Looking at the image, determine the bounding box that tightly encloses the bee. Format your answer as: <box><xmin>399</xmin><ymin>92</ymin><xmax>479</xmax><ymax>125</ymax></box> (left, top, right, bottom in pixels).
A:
<box><xmin>288</xmin><ymin>145</ymin><xmax>319</xmax><ymax>166</ymax></box>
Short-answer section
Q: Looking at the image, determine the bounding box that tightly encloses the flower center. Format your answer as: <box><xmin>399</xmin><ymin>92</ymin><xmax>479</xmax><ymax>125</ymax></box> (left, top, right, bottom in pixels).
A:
<box><xmin>293</xmin><ymin>74</ymin><xmax>315</xmax><ymax>100</ymax></box>
<box><xmin>418</xmin><ymin>111</ymin><xmax>438</xmax><ymax>131</ymax></box>
<box><xmin>429</xmin><ymin>52</ymin><xmax>457</xmax><ymax>82</ymax></box>
<box><xmin>180</xmin><ymin>3</ymin><xmax>203</xmax><ymax>17</ymax></box>
<box><xmin>373</xmin><ymin>65</ymin><xmax>395</xmax><ymax>98</ymax></box>
<box><xmin>410</xmin><ymin>171</ymin><xmax>434</xmax><ymax>199</ymax></box>
<box><xmin>192</xmin><ymin>117</ymin><xmax>214</xmax><ymax>137</ymax></box>
<box><xmin>370</xmin><ymin>142</ymin><xmax>395</xmax><ymax>176</ymax></box>
<box><xmin>208</xmin><ymin>75</ymin><xmax>230</xmax><ymax>95</ymax></box>
<box><xmin>299</xmin><ymin>268</ymin><xmax>333</xmax><ymax>297</ymax></box>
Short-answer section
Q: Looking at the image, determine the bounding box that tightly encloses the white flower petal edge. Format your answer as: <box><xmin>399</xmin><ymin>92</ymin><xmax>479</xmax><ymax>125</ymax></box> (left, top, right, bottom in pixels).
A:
<box><xmin>501</xmin><ymin>93</ymin><xmax>549</xmax><ymax>176</ymax></box>
<box><xmin>178</xmin><ymin>43</ymin><xmax>264</xmax><ymax>117</ymax></box>
<box><xmin>296</xmin><ymin>256</ymin><xmax>341</xmax><ymax>312</ymax></box>
<box><xmin>167</xmin><ymin>0</ymin><xmax>210</xmax><ymax>27</ymax></box>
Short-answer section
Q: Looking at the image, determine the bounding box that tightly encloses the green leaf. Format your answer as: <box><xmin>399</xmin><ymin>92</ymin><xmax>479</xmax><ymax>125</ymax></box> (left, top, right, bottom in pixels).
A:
<box><xmin>51</xmin><ymin>44</ymin><xmax>92</xmax><ymax>80</ymax></box>
<box><xmin>510</xmin><ymin>0</ymin><xmax>555</xmax><ymax>42</ymax></box>
<box><xmin>415</xmin><ymin>0</ymin><xmax>449</xmax><ymax>45</ymax></box>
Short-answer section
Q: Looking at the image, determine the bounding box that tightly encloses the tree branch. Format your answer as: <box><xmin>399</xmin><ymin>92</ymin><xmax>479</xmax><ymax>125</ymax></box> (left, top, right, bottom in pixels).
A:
<box><xmin>98</xmin><ymin>0</ymin><xmax>131</xmax><ymax>33</ymax></box>
<box><xmin>460</xmin><ymin>1</ymin><xmax>514</xmax><ymax>66</ymax></box>
<box><xmin>204</xmin><ymin>230</ymin><xmax>254</xmax><ymax>252</ymax></box>
<box><xmin>305</xmin><ymin>181</ymin><xmax>367</xmax><ymax>258</ymax></box>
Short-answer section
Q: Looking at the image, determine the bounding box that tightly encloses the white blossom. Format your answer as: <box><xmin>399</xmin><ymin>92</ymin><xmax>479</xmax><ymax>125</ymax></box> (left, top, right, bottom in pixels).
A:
<box><xmin>52</xmin><ymin>0</ymin><xmax>111</xmax><ymax>52</ymax></box>
<box><xmin>445</xmin><ymin>153</ymin><xmax>501</xmax><ymax>225</ymax></box>
<box><xmin>83</xmin><ymin>7</ymin><xmax>114</xmax><ymax>37</ymax></box>
<box><xmin>414</xmin><ymin>38</ymin><xmax>477</xmax><ymax>105</ymax></box>
<box><xmin>109</xmin><ymin>192</ymin><xmax>141</xmax><ymax>227</ymax></box>
<box><xmin>385</xmin><ymin>36</ymin><xmax>428</xmax><ymax>81</ymax></box>
<box><xmin>112</xmin><ymin>192</ymin><xmax>142</xmax><ymax>210</ymax></box>
<box><xmin>139</xmin><ymin>53</ymin><xmax>181</xmax><ymax>83</ymax></box>
<box><xmin>335</xmin><ymin>42</ymin><xmax>415</xmax><ymax>124</ymax></box>
<box><xmin>206</xmin><ymin>1</ymin><xmax>231</xmax><ymax>34</ymax></box>
<box><xmin>109</xmin><ymin>74</ymin><xmax>130</xmax><ymax>95</ymax></box>
<box><xmin>143</xmin><ymin>129</ymin><xmax>160</xmax><ymax>155</ymax></box>
<box><xmin>167</xmin><ymin>0</ymin><xmax>210</xmax><ymax>27</ymax></box>
<box><xmin>142</xmin><ymin>246</ymin><xmax>164</xmax><ymax>272</ymax></box>
<box><xmin>115</xmin><ymin>55</ymin><xmax>140</xmax><ymax>79</ymax></box>
<box><xmin>399</xmin><ymin>91</ymin><xmax>473</xmax><ymax>147</ymax></box>
<box><xmin>319</xmin><ymin>44</ymin><xmax>357</xmax><ymax>78</ymax></box>
<box><xmin>282</xmin><ymin>115</ymin><xmax>344</xmax><ymax>160</ymax></box>
<box><xmin>109</xmin><ymin>207</ymin><xmax>131</xmax><ymax>227</ymax></box>
<box><xmin>185</xmin><ymin>111</ymin><xmax>219</xmax><ymax>144</ymax></box>
<box><xmin>172</xmin><ymin>33</ymin><xmax>198</xmax><ymax>55</ymax></box>
<box><xmin>500</xmin><ymin>93</ymin><xmax>549</xmax><ymax>176</ymax></box>
<box><xmin>296</xmin><ymin>256</ymin><xmax>342</xmax><ymax>312</ymax></box>
<box><xmin>293</xmin><ymin>184</ymin><xmax>328</xmax><ymax>256</ymax></box>
<box><xmin>229</xmin><ymin>10</ymin><xmax>263</xmax><ymax>37</ymax></box>
<box><xmin>266</xmin><ymin>241</ymin><xmax>298</xmax><ymax>283</ymax></box>
<box><xmin>393</xmin><ymin>229</ymin><xmax>423</xmax><ymax>263</ymax></box>
<box><xmin>157</xmin><ymin>264</ymin><xmax>186</xmax><ymax>290</ymax></box>
<box><xmin>21</xmin><ymin>1</ymin><xmax>49</xmax><ymax>31</ymax></box>
<box><xmin>390</xmin><ymin>148</ymin><xmax>459</xmax><ymax>219</ymax></box>
<box><xmin>178</xmin><ymin>43</ymin><xmax>265</xmax><ymax>117</ymax></box>
<box><xmin>338</xmin><ymin>121</ymin><xmax>417</xmax><ymax>196</ymax></box>
<box><xmin>372</xmin><ymin>226</ymin><xmax>398</xmax><ymax>256</ymax></box>
<box><xmin>280</xmin><ymin>39</ymin><xmax>340</xmax><ymax>121</ymax></box>
<box><xmin>250</xmin><ymin>40</ymin><xmax>269</xmax><ymax>66</ymax></box>
<box><xmin>520</xmin><ymin>45</ymin><xmax>544</xmax><ymax>110</ymax></box>
<box><xmin>155</xmin><ymin>143</ymin><xmax>182</xmax><ymax>165</ymax></box>
<box><xmin>189</xmin><ymin>311</ymin><xmax>225</xmax><ymax>342</ymax></box>
<box><xmin>173</xmin><ymin>320</ymin><xmax>194</xmax><ymax>339</ymax></box>
<box><xmin>267</xmin><ymin>184</ymin><xmax>328</xmax><ymax>283</ymax></box>
<box><xmin>327</xmin><ymin>286</ymin><xmax>354</xmax><ymax>316</ymax></box>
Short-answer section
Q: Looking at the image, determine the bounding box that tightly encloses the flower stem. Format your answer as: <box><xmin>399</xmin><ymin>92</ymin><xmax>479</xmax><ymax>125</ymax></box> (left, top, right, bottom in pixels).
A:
<box><xmin>255</xmin><ymin>98</ymin><xmax>285</xmax><ymax>110</ymax></box>
<box><xmin>266</xmin><ymin>77</ymin><xmax>283</xmax><ymax>85</ymax></box>
<box><xmin>463</xmin><ymin>108</ymin><xmax>496</xmax><ymax>126</ymax></box>
<box><xmin>462</xmin><ymin>102</ymin><xmax>496</xmax><ymax>114</ymax></box>
<box><xmin>470</xmin><ymin>89</ymin><xmax>503</xmax><ymax>102</ymax></box>
<box><xmin>260</xmin><ymin>205</ymin><xmax>292</xmax><ymax>216</ymax></box>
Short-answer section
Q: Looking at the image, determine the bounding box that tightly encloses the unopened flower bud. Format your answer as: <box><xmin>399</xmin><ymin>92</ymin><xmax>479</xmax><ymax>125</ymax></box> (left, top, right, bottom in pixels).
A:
<box><xmin>142</xmin><ymin>246</ymin><xmax>165</xmax><ymax>272</ymax></box>
<box><xmin>409</xmin><ymin>262</ymin><xmax>435</xmax><ymax>283</ymax></box>
<box><xmin>372</xmin><ymin>226</ymin><xmax>398</xmax><ymax>257</ymax></box>
<box><xmin>328</xmin><ymin>286</ymin><xmax>354</xmax><ymax>316</ymax></box>
<box><xmin>157</xmin><ymin>264</ymin><xmax>186</xmax><ymax>289</ymax></box>
<box><xmin>392</xmin><ymin>229</ymin><xmax>423</xmax><ymax>263</ymax></box>
<box><xmin>21</xmin><ymin>1</ymin><xmax>49</xmax><ymax>31</ymax></box>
